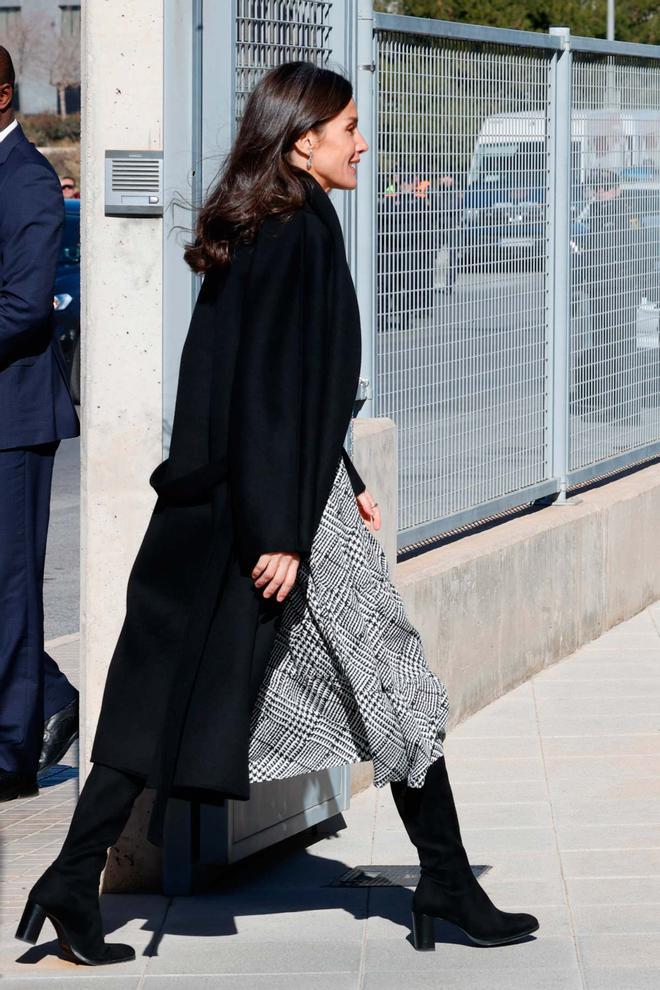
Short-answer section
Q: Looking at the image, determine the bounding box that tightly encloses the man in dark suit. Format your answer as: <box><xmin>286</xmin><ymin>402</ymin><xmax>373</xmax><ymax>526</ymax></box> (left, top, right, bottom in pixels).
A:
<box><xmin>0</xmin><ymin>47</ymin><xmax>80</xmax><ymax>801</ymax></box>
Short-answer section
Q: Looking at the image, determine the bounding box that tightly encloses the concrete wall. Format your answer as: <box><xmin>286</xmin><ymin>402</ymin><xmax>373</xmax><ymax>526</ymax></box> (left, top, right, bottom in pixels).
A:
<box><xmin>81</xmin><ymin>0</ymin><xmax>163</xmax><ymax>888</ymax></box>
<box><xmin>391</xmin><ymin>452</ymin><xmax>660</xmax><ymax>735</ymax></box>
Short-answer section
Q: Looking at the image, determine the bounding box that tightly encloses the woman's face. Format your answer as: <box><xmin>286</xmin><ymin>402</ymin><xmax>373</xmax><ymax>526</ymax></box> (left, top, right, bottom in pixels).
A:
<box><xmin>292</xmin><ymin>98</ymin><xmax>368</xmax><ymax>193</ymax></box>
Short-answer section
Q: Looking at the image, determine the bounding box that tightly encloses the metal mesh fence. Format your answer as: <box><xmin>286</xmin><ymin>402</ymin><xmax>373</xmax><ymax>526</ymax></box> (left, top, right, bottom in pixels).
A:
<box><xmin>235</xmin><ymin>0</ymin><xmax>333</xmax><ymax>121</ymax></box>
<box><xmin>374</xmin><ymin>29</ymin><xmax>554</xmax><ymax>539</ymax></box>
<box><xmin>569</xmin><ymin>55</ymin><xmax>660</xmax><ymax>472</ymax></box>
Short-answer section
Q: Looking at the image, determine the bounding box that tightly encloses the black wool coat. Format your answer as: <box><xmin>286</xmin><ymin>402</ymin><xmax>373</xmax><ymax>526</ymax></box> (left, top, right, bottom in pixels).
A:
<box><xmin>90</xmin><ymin>172</ymin><xmax>365</xmax><ymax>845</ymax></box>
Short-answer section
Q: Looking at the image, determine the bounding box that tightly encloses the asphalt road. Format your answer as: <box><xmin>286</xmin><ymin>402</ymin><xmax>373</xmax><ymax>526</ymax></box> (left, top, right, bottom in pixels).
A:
<box><xmin>44</xmin><ymin>435</ymin><xmax>80</xmax><ymax>640</ymax></box>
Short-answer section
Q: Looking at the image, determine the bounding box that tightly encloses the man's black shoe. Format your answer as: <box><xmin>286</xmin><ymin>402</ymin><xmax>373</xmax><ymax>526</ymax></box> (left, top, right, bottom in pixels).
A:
<box><xmin>0</xmin><ymin>769</ymin><xmax>38</xmax><ymax>802</ymax></box>
<box><xmin>38</xmin><ymin>696</ymin><xmax>79</xmax><ymax>774</ymax></box>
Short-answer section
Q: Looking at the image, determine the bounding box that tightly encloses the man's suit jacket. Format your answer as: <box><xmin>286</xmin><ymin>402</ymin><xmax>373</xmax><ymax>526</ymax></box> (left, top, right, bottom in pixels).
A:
<box><xmin>0</xmin><ymin>122</ymin><xmax>79</xmax><ymax>449</ymax></box>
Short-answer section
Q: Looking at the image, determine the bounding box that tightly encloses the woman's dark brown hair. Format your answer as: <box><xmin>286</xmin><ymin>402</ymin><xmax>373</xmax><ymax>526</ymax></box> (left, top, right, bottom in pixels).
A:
<box><xmin>184</xmin><ymin>61</ymin><xmax>353</xmax><ymax>273</ymax></box>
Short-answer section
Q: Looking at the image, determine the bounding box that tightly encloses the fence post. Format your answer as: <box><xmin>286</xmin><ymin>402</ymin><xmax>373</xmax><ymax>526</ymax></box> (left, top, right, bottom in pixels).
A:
<box><xmin>548</xmin><ymin>26</ymin><xmax>572</xmax><ymax>501</ymax></box>
<box><xmin>354</xmin><ymin>0</ymin><xmax>376</xmax><ymax>418</ymax></box>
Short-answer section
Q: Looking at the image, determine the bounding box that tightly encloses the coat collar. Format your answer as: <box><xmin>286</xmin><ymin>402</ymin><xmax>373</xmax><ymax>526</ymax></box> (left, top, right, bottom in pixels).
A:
<box><xmin>299</xmin><ymin>169</ymin><xmax>345</xmax><ymax>244</ymax></box>
<box><xmin>0</xmin><ymin>119</ymin><xmax>26</xmax><ymax>166</ymax></box>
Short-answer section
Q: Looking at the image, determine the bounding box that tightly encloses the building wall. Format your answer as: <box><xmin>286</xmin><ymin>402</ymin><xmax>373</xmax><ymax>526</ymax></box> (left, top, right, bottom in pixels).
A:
<box><xmin>0</xmin><ymin>0</ymin><xmax>80</xmax><ymax>113</ymax></box>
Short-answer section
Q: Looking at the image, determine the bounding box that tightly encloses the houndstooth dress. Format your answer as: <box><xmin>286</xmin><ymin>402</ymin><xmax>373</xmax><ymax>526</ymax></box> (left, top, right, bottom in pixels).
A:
<box><xmin>248</xmin><ymin>453</ymin><xmax>449</xmax><ymax>789</ymax></box>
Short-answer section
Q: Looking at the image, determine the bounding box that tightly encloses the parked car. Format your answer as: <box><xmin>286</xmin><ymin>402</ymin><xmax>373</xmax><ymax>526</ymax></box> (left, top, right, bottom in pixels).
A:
<box><xmin>54</xmin><ymin>198</ymin><xmax>80</xmax><ymax>403</ymax></box>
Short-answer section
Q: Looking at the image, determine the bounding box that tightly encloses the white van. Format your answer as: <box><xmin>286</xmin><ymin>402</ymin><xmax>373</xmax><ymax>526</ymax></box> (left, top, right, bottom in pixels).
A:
<box><xmin>467</xmin><ymin>108</ymin><xmax>660</xmax><ymax>191</ymax></box>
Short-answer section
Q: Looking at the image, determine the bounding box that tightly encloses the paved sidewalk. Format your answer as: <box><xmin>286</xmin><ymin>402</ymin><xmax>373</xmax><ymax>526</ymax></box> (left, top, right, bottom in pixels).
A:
<box><xmin>2</xmin><ymin>606</ymin><xmax>660</xmax><ymax>988</ymax></box>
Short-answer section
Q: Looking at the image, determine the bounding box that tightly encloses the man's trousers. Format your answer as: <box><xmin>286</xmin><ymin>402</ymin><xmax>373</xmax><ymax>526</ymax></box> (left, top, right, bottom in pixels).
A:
<box><xmin>0</xmin><ymin>442</ymin><xmax>78</xmax><ymax>773</ymax></box>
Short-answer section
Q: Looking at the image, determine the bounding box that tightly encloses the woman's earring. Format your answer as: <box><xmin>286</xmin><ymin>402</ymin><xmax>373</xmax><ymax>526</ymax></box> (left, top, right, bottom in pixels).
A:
<box><xmin>306</xmin><ymin>148</ymin><xmax>313</xmax><ymax>171</ymax></box>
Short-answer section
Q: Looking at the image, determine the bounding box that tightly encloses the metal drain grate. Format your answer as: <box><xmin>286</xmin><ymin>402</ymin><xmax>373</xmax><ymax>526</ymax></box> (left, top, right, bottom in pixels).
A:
<box><xmin>328</xmin><ymin>865</ymin><xmax>491</xmax><ymax>888</ymax></box>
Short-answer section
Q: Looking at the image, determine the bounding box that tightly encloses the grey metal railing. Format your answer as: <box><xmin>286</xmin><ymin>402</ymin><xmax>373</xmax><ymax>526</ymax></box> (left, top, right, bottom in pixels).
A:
<box><xmin>370</xmin><ymin>14</ymin><xmax>660</xmax><ymax>549</ymax></box>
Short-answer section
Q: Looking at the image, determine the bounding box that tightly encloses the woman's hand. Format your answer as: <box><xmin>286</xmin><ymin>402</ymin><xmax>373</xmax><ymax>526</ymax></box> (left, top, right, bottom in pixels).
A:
<box><xmin>251</xmin><ymin>552</ymin><xmax>301</xmax><ymax>602</ymax></box>
<box><xmin>356</xmin><ymin>489</ymin><xmax>381</xmax><ymax>532</ymax></box>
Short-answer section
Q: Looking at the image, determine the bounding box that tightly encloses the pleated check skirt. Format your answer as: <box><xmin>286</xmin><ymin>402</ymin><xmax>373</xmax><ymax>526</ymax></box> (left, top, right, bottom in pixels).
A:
<box><xmin>248</xmin><ymin>454</ymin><xmax>449</xmax><ymax>789</ymax></box>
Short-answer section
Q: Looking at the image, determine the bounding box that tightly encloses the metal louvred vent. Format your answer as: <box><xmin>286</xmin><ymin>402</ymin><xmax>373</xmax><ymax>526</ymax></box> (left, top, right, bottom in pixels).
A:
<box><xmin>111</xmin><ymin>159</ymin><xmax>161</xmax><ymax>192</ymax></box>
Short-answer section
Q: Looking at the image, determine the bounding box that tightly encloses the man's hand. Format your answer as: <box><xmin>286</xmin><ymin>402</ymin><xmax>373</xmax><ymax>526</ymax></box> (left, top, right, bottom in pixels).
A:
<box><xmin>251</xmin><ymin>551</ymin><xmax>300</xmax><ymax>602</ymax></box>
<box><xmin>356</xmin><ymin>489</ymin><xmax>381</xmax><ymax>532</ymax></box>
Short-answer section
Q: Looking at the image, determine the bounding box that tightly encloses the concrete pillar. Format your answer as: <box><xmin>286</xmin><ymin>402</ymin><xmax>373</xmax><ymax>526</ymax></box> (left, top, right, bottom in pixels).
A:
<box><xmin>80</xmin><ymin>1</ymin><xmax>164</xmax><ymax>888</ymax></box>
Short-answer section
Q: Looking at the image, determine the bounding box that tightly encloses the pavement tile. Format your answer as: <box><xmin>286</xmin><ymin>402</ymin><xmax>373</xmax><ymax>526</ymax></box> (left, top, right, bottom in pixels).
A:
<box><xmin>571</xmin><ymin>902</ymin><xmax>660</xmax><ymax>935</ymax></box>
<box><xmin>439</xmin><ymin>758</ymin><xmax>546</xmax><ymax>783</ymax></box>
<box><xmin>475</xmin><ymin>876</ymin><xmax>567</xmax><ymax>907</ymax></box>
<box><xmin>217</xmin><ymin>848</ymin><xmax>366</xmax><ymax>893</ymax></box>
<box><xmin>445</xmin><ymin>736</ymin><xmax>542</xmax><ymax>767</ymax></box>
<box><xmin>536</xmin><ymin>658</ymin><xmax>660</xmax><ymax>681</ymax></box>
<box><xmin>536</xmin><ymin>696</ymin><xmax>660</xmax><ymax>716</ymax></box>
<box><xmin>451</xmin><ymin>849</ymin><xmax>563</xmax><ymax>883</ymax></box>
<box><xmin>452</xmin><ymin>801</ymin><xmax>554</xmax><ymax>830</ymax></box>
<box><xmin>533</xmin><ymin>681</ymin><xmax>660</xmax><ymax>698</ymax></box>
<box><xmin>460</xmin><ymin>826</ymin><xmax>558</xmax><ymax>855</ymax></box>
<box><xmin>548</xmin><ymin>776</ymin><xmax>660</xmax><ymax>804</ymax></box>
<box><xmin>368</xmin><ymin>834</ymin><xmax>420</xmax><ymax>864</ymax></box>
<box><xmin>364</xmin><ymin>935</ymin><xmax>578</xmax><ymax>972</ymax></box>
<box><xmin>142</xmin><ymin>977</ymin><xmax>359</xmax><ymax>989</ymax></box>
<box><xmin>542</xmin><ymin>735</ymin><xmax>660</xmax><ymax>758</ymax></box>
<box><xmin>566</xmin><ymin>876</ymin><xmax>660</xmax><ymax>905</ymax></box>
<box><xmin>581</xmin><ymin>634</ymin><xmax>660</xmax><ymax>648</ymax></box>
<box><xmin>161</xmin><ymin>889</ymin><xmax>368</xmax><ymax>941</ymax></box>
<box><xmin>363</xmin><ymin>970</ymin><xmax>584</xmax><ymax>990</ymax></box>
<box><xmin>144</xmin><ymin>937</ymin><xmax>363</xmax><ymax>975</ymax></box>
<box><xmin>578</xmin><ymin>933</ymin><xmax>660</xmax><ymax>968</ymax></box>
<box><xmin>538</xmin><ymin>714</ymin><xmax>660</xmax><ymax>736</ymax></box>
<box><xmin>583</xmin><ymin>969</ymin><xmax>660</xmax><ymax>990</ymax></box>
<box><xmin>449</xmin><ymin>720</ymin><xmax>539</xmax><ymax>739</ymax></box>
<box><xmin>544</xmin><ymin>755</ymin><xmax>660</xmax><ymax>780</ymax></box>
<box><xmin>449</xmin><ymin>715</ymin><xmax>539</xmax><ymax>736</ymax></box>
<box><xmin>451</xmin><ymin>779</ymin><xmax>550</xmax><ymax>803</ymax></box>
<box><xmin>0</xmin><ymin>982</ymin><xmax>141</xmax><ymax>989</ymax></box>
<box><xmin>445</xmin><ymin>736</ymin><xmax>544</xmax><ymax>759</ymax></box>
<box><xmin>556</xmin><ymin>823</ymin><xmax>660</xmax><ymax>850</ymax></box>
<box><xmin>551</xmin><ymin>798</ymin><xmax>660</xmax><ymax>827</ymax></box>
<box><xmin>561</xmin><ymin>847</ymin><xmax>660</xmax><ymax>877</ymax></box>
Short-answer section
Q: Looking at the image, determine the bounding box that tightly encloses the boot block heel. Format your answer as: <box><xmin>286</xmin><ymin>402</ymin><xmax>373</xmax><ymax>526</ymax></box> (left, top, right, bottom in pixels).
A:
<box><xmin>15</xmin><ymin>900</ymin><xmax>46</xmax><ymax>945</ymax></box>
<box><xmin>411</xmin><ymin>910</ymin><xmax>436</xmax><ymax>951</ymax></box>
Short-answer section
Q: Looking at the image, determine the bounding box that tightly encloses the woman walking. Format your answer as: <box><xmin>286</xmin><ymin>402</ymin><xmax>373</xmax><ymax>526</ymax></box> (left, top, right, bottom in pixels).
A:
<box><xmin>16</xmin><ymin>62</ymin><xmax>538</xmax><ymax>965</ymax></box>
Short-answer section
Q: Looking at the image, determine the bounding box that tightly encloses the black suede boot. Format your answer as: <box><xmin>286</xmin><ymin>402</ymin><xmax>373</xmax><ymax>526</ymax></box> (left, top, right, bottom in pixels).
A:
<box><xmin>391</xmin><ymin>755</ymin><xmax>539</xmax><ymax>950</ymax></box>
<box><xmin>16</xmin><ymin>762</ymin><xmax>145</xmax><ymax>965</ymax></box>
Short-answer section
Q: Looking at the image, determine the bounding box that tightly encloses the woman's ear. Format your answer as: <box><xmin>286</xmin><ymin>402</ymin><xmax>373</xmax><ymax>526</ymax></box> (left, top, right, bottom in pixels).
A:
<box><xmin>290</xmin><ymin>131</ymin><xmax>314</xmax><ymax>164</ymax></box>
